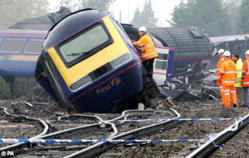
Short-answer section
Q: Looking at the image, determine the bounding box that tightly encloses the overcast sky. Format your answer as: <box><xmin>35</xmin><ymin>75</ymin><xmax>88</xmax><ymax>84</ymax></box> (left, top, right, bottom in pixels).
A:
<box><xmin>49</xmin><ymin>0</ymin><xmax>181</xmax><ymax>27</ymax></box>
<box><xmin>110</xmin><ymin>0</ymin><xmax>181</xmax><ymax>27</ymax></box>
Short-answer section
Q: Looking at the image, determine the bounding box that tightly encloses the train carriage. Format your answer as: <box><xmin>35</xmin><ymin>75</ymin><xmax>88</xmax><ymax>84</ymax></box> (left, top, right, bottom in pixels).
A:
<box><xmin>35</xmin><ymin>9</ymin><xmax>175</xmax><ymax>113</ymax></box>
<box><xmin>35</xmin><ymin>9</ymin><xmax>147</xmax><ymax>112</ymax></box>
<box><xmin>0</xmin><ymin>29</ymin><xmax>46</xmax><ymax>97</ymax></box>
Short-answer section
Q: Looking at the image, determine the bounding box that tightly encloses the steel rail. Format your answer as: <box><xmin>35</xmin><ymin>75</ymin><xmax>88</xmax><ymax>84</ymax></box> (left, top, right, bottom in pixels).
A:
<box><xmin>102</xmin><ymin>110</ymin><xmax>155</xmax><ymax>122</ymax></box>
<box><xmin>186</xmin><ymin>114</ymin><xmax>249</xmax><ymax>158</ymax></box>
<box><xmin>65</xmin><ymin>108</ymin><xmax>181</xmax><ymax>158</ymax></box>
<box><xmin>0</xmin><ymin>121</ymin><xmax>116</xmax><ymax>157</ymax></box>
<box><xmin>0</xmin><ymin>106</ymin><xmax>49</xmax><ymax>157</ymax></box>
<box><xmin>0</xmin><ymin>109</ymin><xmax>155</xmax><ymax>157</ymax></box>
<box><xmin>58</xmin><ymin>114</ymin><xmax>102</xmax><ymax>122</ymax></box>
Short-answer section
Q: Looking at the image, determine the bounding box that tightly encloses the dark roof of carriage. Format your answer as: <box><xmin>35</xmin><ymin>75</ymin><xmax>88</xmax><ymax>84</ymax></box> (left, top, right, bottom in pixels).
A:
<box><xmin>148</xmin><ymin>26</ymin><xmax>214</xmax><ymax>58</ymax></box>
<box><xmin>43</xmin><ymin>9</ymin><xmax>109</xmax><ymax>50</ymax></box>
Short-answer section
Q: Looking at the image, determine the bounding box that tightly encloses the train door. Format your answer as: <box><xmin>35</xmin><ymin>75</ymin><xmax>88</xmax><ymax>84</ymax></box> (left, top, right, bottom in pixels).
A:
<box><xmin>153</xmin><ymin>47</ymin><xmax>175</xmax><ymax>86</ymax></box>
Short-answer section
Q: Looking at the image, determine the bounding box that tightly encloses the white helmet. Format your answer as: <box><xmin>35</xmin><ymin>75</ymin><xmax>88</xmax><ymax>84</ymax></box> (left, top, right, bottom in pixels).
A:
<box><xmin>245</xmin><ymin>50</ymin><xmax>249</xmax><ymax>55</ymax></box>
<box><xmin>218</xmin><ymin>49</ymin><xmax>225</xmax><ymax>54</ymax></box>
<box><xmin>138</xmin><ymin>26</ymin><xmax>147</xmax><ymax>32</ymax></box>
<box><xmin>223</xmin><ymin>51</ymin><xmax>231</xmax><ymax>57</ymax></box>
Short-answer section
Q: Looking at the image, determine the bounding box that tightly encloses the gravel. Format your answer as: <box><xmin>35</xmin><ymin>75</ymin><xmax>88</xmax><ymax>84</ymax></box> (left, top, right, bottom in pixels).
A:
<box><xmin>99</xmin><ymin>99</ymin><xmax>249</xmax><ymax>158</ymax></box>
<box><xmin>0</xmin><ymin>96</ymin><xmax>249</xmax><ymax>157</ymax></box>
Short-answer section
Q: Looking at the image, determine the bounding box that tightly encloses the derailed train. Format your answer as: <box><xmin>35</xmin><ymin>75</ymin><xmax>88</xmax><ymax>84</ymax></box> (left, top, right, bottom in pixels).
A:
<box><xmin>0</xmin><ymin>8</ymin><xmax>213</xmax><ymax>112</ymax></box>
<box><xmin>35</xmin><ymin>9</ymin><xmax>175</xmax><ymax>113</ymax></box>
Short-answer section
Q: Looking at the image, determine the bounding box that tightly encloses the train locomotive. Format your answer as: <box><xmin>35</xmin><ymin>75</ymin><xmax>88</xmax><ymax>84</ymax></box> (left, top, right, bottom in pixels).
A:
<box><xmin>35</xmin><ymin>9</ymin><xmax>174</xmax><ymax>113</ymax></box>
<box><xmin>35</xmin><ymin>9</ymin><xmax>165</xmax><ymax>113</ymax></box>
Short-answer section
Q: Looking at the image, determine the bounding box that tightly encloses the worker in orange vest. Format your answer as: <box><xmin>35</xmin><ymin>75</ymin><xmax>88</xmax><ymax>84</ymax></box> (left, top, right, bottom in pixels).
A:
<box><xmin>241</xmin><ymin>50</ymin><xmax>249</xmax><ymax>107</ymax></box>
<box><xmin>216</xmin><ymin>49</ymin><xmax>225</xmax><ymax>103</ymax></box>
<box><xmin>219</xmin><ymin>51</ymin><xmax>237</xmax><ymax>108</ymax></box>
<box><xmin>132</xmin><ymin>26</ymin><xmax>158</xmax><ymax>79</ymax></box>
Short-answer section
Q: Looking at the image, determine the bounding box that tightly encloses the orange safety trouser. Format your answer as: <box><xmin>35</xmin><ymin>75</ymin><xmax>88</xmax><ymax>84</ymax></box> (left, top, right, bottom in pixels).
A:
<box><xmin>219</xmin><ymin>86</ymin><xmax>224</xmax><ymax>104</ymax></box>
<box><xmin>222</xmin><ymin>85</ymin><xmax>237</xmax><ymax>108</ymax></box>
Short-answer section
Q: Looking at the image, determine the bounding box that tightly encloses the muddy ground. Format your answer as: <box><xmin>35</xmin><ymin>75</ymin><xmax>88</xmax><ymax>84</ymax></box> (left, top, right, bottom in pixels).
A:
<box><xmin>0</xmin><ymin>96</ymin><xmax>249</xmax><ymax>157</ymax></box>
<box><xmin>101</xmin><ymin>98</ymin><xmax>249</xmax><ymax>158</ymax></box>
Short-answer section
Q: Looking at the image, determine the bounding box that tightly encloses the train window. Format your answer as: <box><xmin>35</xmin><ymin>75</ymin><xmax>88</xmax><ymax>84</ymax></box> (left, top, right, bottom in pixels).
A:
<box><xmin>25</xmin><ymin>40</ymin><xmax>44</xmax><ymax>53</ymax></box>
<box><xmin>59</xmin><ymin>24</ymin><xmax>110</xmax><ymax>63</ymax></box>
<box><xmin>155</xmin><ymin>60</ymin><xmax>167</xmax><ymax>70</ymax></box>
<box><xmin>2</xmin><ymin>39</ymin><xmax>25</xmax><ymax>53</ymax></box>
<box><xmin>157</xmin><ymin>53</ymin><xmax>168</xmax><ymax>60</ymax></box>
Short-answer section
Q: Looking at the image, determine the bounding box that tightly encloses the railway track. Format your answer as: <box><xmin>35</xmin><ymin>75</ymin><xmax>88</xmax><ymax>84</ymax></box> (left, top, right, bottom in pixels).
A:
<box><xmin>99</xmin><ymin>117</ymin><xmax>236</xmax><ymax>157</ymax></box>
<box><xmin>47</xmin><ymin>113</ymin><xmax>103</xmax><ymax>132</ymax></box>
<box><xmin>0</xmin><ymin>105</ymin><xmax>48</xmax><ymax>155</ymax></box>
<box><xmin>1</xmin><ymin>100</ymin><xmax>249</xmax><ymax>157</ymax></box>
<box><xmin>66</xmin><ymin>109</ymin><xmax>180</xmax><ymax>158</ymax></box>
<box><xmin>0</xmin><ymin>108</ymin><xmax>179</xmax><ymax>158</ymax></box>
<box><xmin>211</xmin><ymin>125</ymin><xmax>249</xmax><ymax>157</ymax></box>
<box><xmin>187</xmin><ymin>113</ymin><xmax>249</xmax><ymax>158</ymax></box>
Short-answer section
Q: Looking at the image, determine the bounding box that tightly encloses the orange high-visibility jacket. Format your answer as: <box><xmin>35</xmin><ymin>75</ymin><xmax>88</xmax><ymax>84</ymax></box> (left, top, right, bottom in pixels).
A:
<box><xmin>132</xmin><ymin>34</ymin><xmax>158</xmax><ymax>61</ymax></box>
<box><xmin>216</xmin><ymin>56</ymin><xmax>224</xmax><ymax>86</ymax></box>
<box><xmin>220</xmin><ymin>57</ymin><xmax>237</xmax><ymax>86</ymax></box>
<box><xmin>242</xmin><ymin>58</ymin><xmax>249</xmax><ymax>87</ymax></box>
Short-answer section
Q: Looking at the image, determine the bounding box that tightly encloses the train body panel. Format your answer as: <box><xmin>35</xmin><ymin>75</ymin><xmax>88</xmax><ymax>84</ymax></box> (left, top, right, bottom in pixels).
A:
<box><xmin>0</xmin><ymin>30</ymin><xmax>46</xmax><ymax>77</ymax></box>
<box><xmin>35</xmin><ymin>9</ymin><xmax>146</xmax><ymax>113</ymax></box>
<box><xmin>0</xmin><ymin>59</ymin><xmax>37</xmax><ymax>77</ymax></box>
<box><xmin>0</xmin><ymin>9</ymin><xmax>214</xmax><ymax>107</ymax></box>
<box><xmin>47</xmin><ymin>16</ymin><xmax>134</xmax><ymax>89</ymax></box>
<box><xmin>147</xmin><ymin>27</ymin><xmax>214</xmax><ymax>75</ymax></box>
<box><xmin>37</xmin><ymin>49</ymin><xmax>143</xmax><ymax>112</ymax></box>
<box><xmin>0</xmin><ymin>29</ymin><xmax>46</xmax><ymax>97</ymax></box>
<box><xmin>70</xmin><ymin>59</ymin><xmax>143</xmax><ymax>112</ymax></box>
